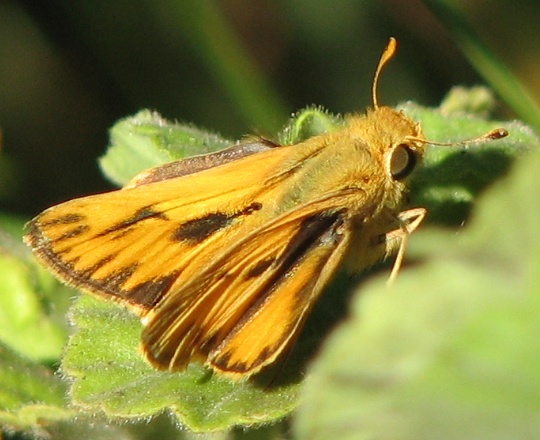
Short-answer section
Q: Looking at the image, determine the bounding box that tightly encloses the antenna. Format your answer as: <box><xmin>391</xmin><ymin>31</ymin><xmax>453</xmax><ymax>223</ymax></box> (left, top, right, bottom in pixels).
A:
<box><xmin>406</xmin><ymin>128</ymin><xmax>509</xmax><ymax>147</ymax></box>
<box><xmin>372</xmin><ymin>37</ymin><xmax>397</xmax><ymax>109</ymax></box>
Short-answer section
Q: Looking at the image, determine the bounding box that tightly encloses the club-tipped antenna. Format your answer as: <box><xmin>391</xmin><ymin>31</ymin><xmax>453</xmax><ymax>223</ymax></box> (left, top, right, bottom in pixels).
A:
<box><xmin>372</xmin><ymin>37</ymin><xmax>398</xmax><ymax>110</ymax></box>
<box><xmin>406</xmin><ymin>127</ymin><xmax>509</xmax><ymax>147</ymax></box>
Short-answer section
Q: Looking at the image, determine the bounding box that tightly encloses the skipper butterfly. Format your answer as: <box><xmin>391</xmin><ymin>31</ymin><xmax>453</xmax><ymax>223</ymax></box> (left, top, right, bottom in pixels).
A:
<box><xmin>24</xmin><ymin>38</ymin><xmax>507</xmax><ymax>379</ymax></box>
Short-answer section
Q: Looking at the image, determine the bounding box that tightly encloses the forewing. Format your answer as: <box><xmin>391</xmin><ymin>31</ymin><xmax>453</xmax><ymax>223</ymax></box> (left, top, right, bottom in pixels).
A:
<box><xmin>141</xmin><ymin>203</ymin><xmax>353</xmax><ymax>376</ymax></box>
<box><xmin>24</xmin><ymin>143</ymin><xmax>297</xmax><ymax>316</ymax></box>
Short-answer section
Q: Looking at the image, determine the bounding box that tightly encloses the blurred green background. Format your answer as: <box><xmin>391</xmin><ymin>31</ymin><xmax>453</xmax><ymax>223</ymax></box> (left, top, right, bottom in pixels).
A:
<box><xmin>0</xmin><ymin>0</ymin><xmax>538</xmax><ymax>218</ymax></box>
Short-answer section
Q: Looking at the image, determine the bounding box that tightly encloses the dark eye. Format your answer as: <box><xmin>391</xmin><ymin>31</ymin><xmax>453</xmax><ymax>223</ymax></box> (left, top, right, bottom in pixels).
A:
<box><xmin>390</xmin><ymin>144</ymin><xmax>416</xmax><ymax>180</ymax></box>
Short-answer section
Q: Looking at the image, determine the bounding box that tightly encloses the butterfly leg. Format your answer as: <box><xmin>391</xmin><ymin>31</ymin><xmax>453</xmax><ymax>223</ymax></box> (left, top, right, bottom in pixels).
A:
<box><xmin>386</xmin><ymin>207</ymin><xmax>426</xmax><ymax>285</ymax></box>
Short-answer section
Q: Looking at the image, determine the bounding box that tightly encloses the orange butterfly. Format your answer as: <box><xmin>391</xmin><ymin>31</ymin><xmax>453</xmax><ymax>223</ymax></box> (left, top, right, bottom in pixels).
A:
<box><xmin>24</xmin><ymin>38</ymin><xmax>507</xmax><ymax>379</ymax></box>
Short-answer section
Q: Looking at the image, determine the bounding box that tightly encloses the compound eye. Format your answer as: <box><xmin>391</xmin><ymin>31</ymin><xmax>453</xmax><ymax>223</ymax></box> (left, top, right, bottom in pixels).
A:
<box><xmin>390</xmin><ymin>144</ymin><xmax>416</xmax><ymax>180</ymax></box>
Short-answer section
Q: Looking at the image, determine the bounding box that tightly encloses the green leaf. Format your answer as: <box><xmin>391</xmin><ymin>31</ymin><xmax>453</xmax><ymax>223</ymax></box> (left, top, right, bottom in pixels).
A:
<box><xmin>295</xmin><ymin>144</ymin><xmax>540</xmax><ymax>439</ymax></box>
<box><xmin>0</xmin><ymin>231</ymin><xmax>71</xmax><ymax>363</ymax></box>
<box><xmin>278</xmin><ymin>106</ymin><xmax>344</xmax><ymax>144</ymax></box>
<box><xmin>0</xmin><ymin>342</ymin><xmax>73</xmax><ymax>435</ymax></box>
<box><xmin>0</xmin><ymin>227</ymin><xmax>75</xmax><ymax>435</ymax></box>
<box><xmin>63</xmin><ymin>295</ymin><xmax>301</xmax><ymax>431</ymax></box>
<box><xmin>44</xmin><ymin>412</ymin><xmax>196</xmax><ymax>440</ymax></box>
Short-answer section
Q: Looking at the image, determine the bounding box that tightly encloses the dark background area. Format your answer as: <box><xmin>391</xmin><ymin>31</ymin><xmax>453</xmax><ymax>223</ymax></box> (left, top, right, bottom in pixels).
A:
<box><xmin>0</xmin><ymin>0</ymin><xmax>538</xmax><ymax>217</ymax></box>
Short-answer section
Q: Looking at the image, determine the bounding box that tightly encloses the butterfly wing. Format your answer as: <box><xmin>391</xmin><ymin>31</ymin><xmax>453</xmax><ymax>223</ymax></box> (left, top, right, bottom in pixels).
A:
<box><xmin>25</xmin><ymin>142</ymin><xmax>301</xmax><ymax>315</ymax></box>
<box><xmin>141</xmin><ymin>200</ymin><xmax>355</xmax><ymax>376</ymax></box>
